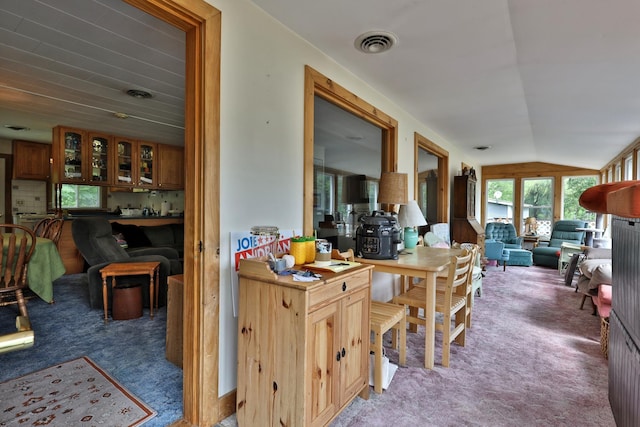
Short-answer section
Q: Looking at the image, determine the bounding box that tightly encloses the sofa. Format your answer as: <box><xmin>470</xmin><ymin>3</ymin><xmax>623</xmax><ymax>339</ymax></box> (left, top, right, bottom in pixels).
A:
<box><xmin>111</xmin><ymin>222</ymin><xmax>184</xmax><ymax>259</ymax></box>
<box><xmin>576</xmin><ymin>247</ymin><xmax>612</xmax><ymax>316</ymax></box>
<box><xmin>532</xmin><ymin>220</ymin><xmax>588</xmax><ymax>268</ymax></box>
<box><xmin>72</xmin><ymin>218</ymin><xmax>183</xmax><ymax>310</ymax></box>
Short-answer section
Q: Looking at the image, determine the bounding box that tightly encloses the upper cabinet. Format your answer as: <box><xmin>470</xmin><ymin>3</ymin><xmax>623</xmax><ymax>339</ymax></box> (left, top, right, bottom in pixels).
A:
<box><xmin>89</xmin><ymin>132</ymin><xmax>111</xmax><ymax>184</ymax></box>
<box><xmin>157</xmin><ymin>145</ymin><xmax>184</xmax><ymax>189</ymax></box>
<box><xmin>53</xmin><ymin>125</ymin><xmax>183</xmax><ymax>190</ymax></box>
<box><xmin>138</xmin><ymin>141</ymin><xmax>157</xmax><ymax>188</ymax></box>
<box><xmin>53</xmin><ymin>126</ymin><xmax>112</xmax><ymax>185</ymax></box>
<box><xmin>13</xmin><ymin>140</ymin><xmax>51</xmax><ymax>180</ymax></box>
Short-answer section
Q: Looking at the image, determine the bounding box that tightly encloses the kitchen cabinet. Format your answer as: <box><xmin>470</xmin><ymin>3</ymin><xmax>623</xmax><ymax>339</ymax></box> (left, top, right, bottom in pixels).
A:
<box><xmin>53</xmin><ymin>126</ymin><xmax>182</xmax><ymax>190</ymax></box>
<box><xmin>451</xmin><ymin>175</ymin><xmax>485</xmax><ymax>253</ymax></box>
<box><xmin>114</xmin><ymin>138</ymin><xmax>157</xmax><ymax>188</ymax></box>
<box><xmin>12</xmin><ymin>140</ymin><xmax>51</xmax><ymax>180</ymax></box>
<box><xmin>53</xmin><ymin>126</ymin><xmax>112</xmax><ymax>185</ymax></box>
<box><xmin>236</xmin><ymin>259</ymin><xmax>372</xmax><ymax>427</ymax></box>
<box><xmin>157</xmin><ymin>144</ymin><xmax>184</xmax><ymax>189</ymax></box>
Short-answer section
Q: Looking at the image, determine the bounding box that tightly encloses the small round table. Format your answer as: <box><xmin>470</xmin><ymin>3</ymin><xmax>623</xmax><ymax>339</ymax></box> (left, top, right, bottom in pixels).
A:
<box><xmin>99</xmin><ymin>261</ymin><xmax>161</xmax><ymax>323</ymax></box>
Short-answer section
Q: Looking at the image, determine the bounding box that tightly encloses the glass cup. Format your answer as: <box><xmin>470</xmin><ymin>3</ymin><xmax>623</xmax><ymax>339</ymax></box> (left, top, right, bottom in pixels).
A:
<box><xmin>315</xmin><ymin>239</ymin><xmax>332</xmax><ymax>266</ymax></box>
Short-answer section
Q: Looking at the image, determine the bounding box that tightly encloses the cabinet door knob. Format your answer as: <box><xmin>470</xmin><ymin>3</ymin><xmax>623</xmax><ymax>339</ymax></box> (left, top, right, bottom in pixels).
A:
<box><xmin>342</xmin><ymin>282</ymin><xmax>347</xmax><ymax>291</ymax></box>
<box><xmin>341</xmin><ymin>347</ymin><xmax>346</xmax><ymax>358</ymax></box>
<box><xmin>336</xmin><ymin>351</ymin><xmax>341</xmax><ymax>361</ymax></box>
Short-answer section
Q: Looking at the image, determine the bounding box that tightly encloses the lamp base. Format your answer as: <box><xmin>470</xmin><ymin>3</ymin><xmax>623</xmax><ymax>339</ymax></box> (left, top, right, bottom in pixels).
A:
<box><xmin>404</xmin><ymin>227</ymin><xmax>419</xmax><ymax>249</ymax></box>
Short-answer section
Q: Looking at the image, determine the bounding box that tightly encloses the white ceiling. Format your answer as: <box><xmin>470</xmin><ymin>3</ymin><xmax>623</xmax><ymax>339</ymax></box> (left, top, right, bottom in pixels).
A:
<box><xmin>0</xmin><ymin>0</ymin><xmax>185</xmax><ymax>146</ymax></box>
<box><xmin>2</xmin><ymin>1</ymin><xmax>640</xmax><ymax>170</ymax></box>
<box><xmin>252</xmin><ymin>0</ymin><xmax>640</xmax><ymax>170</ymax></box>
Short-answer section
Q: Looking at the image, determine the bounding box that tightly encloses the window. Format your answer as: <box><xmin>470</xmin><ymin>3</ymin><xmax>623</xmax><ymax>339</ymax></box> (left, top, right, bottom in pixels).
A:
<box><xmin>59</xmin><ymin>184</ymin><xmax>102</xmax><ymax>209</ymax></box>
<box><xmin>626</xmin><ymin>154</ymin><xmax>634</xmax><ymax>180</ymax></box>
<box><xmin>486</xmin><ymin>179</ymin><xmax>515</xmax><ymax>223</ymax></box>
<box><xmin>522</xmin><ymin>178</ymin><xmax>553</xmax><ymax>236</ymax></box>
<box><xmin>562</xmin><ymin>176</ymin><xmax>597</xmax><ymax>226</ymax></box>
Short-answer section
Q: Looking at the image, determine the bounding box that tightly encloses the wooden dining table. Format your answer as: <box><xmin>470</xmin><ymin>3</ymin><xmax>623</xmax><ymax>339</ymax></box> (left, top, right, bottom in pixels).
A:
<box><xmin>355</xmin><ymin>246</ymin><xmax>463</xmax><ymax>369</ymax></box>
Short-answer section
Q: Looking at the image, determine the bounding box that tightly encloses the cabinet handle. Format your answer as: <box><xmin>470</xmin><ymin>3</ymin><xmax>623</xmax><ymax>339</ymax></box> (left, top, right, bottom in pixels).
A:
<box><xmin>341</xmin><ymin>347</ymin><xmax>346</xmax><ymax>358</ymax></box>
<box><xmin>342</xmin><ymin>282</ymin><xmax>347</xmax><ymax>292</ymax></box>
<box><xmin>336</xmin><ymin>351</ymin><xmax>341</xmax><ymax>361</ymax></box>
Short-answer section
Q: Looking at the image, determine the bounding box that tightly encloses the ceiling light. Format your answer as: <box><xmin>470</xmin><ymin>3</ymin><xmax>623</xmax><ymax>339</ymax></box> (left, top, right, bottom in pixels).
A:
<box><xmin>474</xmin><ymin>145</ymin><xmax>492</xmax><ymax>151</ymax></box>
<box><xmin>125</xmin><ymin>89</ymin><xmax>152</xmax><ymax>99</ymax></box>
<box><xmin>3</xmin><ymin>124</ymin><xmax>30</xmax><ymax>131</ymax></box>
<box><xmin>355</xmin><ymin>31</ymin><xmax>398</xmax><ymax>54</ymax></box>
<box><xmin>114</xmin><ymin>112</ymin><xmax>129</xmax><ymax>119</ymax></box>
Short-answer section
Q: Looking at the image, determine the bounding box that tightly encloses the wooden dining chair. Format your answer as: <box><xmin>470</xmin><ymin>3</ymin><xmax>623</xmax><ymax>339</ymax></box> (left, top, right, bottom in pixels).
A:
<box><xmin>43</xmin><ymin>218</ymin><xmax>64</xmax><ymax>248</ymax></box>
<box><xmin>33</xmin><ymin>218</ymin><xmax>51</xmax><ymax>238</ymax></box>
<box><xmin>393</xmin><ymin>249</ymin><xmax>472</xmax><ymax>367</ymax></box>
<box><xmin>0</xmin><ymin>224</ymin><xmax>37</xmax><ymax>353</ymax></box>
<box><xmin>332</xmin><ymin>248</ymin><xmax>406</xmax><ymax>393</ymax></box>
<box><xmin>33</xmin><ymin>218</ymin><xmax>64</xmax><ymax>248</ymax></box>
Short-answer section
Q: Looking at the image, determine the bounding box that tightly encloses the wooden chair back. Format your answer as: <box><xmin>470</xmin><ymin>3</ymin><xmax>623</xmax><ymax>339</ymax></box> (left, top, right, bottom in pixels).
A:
<box><xmin>0</xmin><ymin>224</ymin><xmax>37</xmax><ymax>318</ymax></box>
<box><xmin>44</xmin><ymin>219</ymin><xmax>64</xmax><ymax>247</ymax></box>
<box><xmin>32</xmin><ymin>218</ymin><xmax>64</xmax><ymax>248</ymax></box>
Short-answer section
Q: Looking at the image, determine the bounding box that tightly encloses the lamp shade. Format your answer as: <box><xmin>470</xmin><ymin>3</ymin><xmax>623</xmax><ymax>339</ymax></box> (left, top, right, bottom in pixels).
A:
<box><xmin>398</xmin><ymin>200</ymin><xmax>428</xmax><ymax>228</ymax></box>
<box><xmin>377</xmin><ymin>172</ymin><xmax>408</xmax><ymax>205</ymax></box>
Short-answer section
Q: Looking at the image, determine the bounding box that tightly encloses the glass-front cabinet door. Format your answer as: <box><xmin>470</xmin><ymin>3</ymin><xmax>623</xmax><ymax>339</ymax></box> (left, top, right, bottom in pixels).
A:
<box><xmin>138</xmin><ymin>142</ymin><xmax>156</xmax><ymax>187</ymax></box>
<box><xmin>115</xmin><ymin>138</ymin><xmax>134</xmax><ymax>186</ymax></box>
<box><xmin>88</xmin><ymin>133</ymin><xmax>110</xmax><ymax>184</ymax></box>
<box><xmin>60</xmin><ymin>128</ymin><xmax>86</xmax><ymax>183</ymax></box>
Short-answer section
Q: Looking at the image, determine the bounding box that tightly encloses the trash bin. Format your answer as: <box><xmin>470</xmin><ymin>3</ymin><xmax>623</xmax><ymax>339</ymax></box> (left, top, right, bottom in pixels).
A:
<box><xmin>112</xmin><ymin>284</ymin><xmax>143</xmax><ymax>320</ymax></box>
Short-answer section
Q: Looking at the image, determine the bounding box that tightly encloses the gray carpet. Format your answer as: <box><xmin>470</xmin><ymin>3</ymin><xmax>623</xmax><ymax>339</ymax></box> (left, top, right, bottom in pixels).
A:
<box><xmin>0</xmin><ymin>274</ymin><xmax>182</xmax><ymax>427</ymax></box>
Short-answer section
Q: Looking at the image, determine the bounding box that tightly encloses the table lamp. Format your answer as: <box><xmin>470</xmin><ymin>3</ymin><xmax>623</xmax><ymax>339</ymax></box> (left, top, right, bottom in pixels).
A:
<box><xmin>398</xmin><ymin>200</ymin><xmax>428</xmax><ymax>248</ymax></box>
<box><xmin>524</xmin><ymin>217</ymin><xmax>537</xmax><ymax>235</ymax></box>
<box><xmin>377</xmin><ymin>172</ymin><xmax>408</xmax><ymax>211</ymax></box>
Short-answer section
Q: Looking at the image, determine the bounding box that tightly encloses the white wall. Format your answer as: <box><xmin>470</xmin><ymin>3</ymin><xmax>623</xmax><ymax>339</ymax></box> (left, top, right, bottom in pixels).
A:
<box><xmin>209</xmin><ymin>0</ymin><xmax>479</xmax><ymax>395</ymax></box>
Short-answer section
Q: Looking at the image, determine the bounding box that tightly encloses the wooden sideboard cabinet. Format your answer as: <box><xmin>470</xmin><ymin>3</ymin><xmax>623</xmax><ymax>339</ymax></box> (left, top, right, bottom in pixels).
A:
<box><xmin>12</xmin><ymin>140</ymin><xmax>51</xmax><ymax>180</ymax></box>
<box><xmin>451</xmin><ymin>175</ymin><xmax>485</xmax><ymax>253</ymax></box>
<box><xmin>236</xmin><ymin>259</ymin><xmax>373</xmax><ymax>427</ymax></box>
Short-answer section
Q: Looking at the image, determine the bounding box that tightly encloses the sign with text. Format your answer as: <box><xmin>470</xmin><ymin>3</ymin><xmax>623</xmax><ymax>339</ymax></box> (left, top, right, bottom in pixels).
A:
<box><xmin>229</xmin><ymin>229</ymin><xmax>300</xmax><ymax>317</ymax></box>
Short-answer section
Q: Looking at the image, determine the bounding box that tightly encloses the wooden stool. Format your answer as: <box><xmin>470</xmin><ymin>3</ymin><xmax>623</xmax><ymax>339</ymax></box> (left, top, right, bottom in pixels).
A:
<box><xmin>99</xmin><ymin>261</ymin><xmax>161</xmax><ymax>323</ymax></box>
<box><xmin>370</xmin><ymin>300</ymin><xmax>406</xmax><ymax>393</ymax></box>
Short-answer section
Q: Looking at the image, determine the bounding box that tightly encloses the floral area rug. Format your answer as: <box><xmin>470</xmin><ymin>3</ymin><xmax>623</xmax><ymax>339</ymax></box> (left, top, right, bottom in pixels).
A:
<box><xmin>0</xmin><ymin>356</ymin><xmax>156</xmax><ymax>426</ymax></box>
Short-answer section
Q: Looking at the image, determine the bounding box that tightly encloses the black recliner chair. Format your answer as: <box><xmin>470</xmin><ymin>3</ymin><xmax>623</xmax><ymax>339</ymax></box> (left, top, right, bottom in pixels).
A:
<box><xmin>71</xmin><ymin>217</ymin><xmax>182</xmax><ymax>310</ymax></box>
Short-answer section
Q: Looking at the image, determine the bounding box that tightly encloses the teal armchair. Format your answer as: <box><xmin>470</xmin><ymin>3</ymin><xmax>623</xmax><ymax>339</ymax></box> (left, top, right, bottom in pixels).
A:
<box><xmin>485</xmin><ymin>239</ymin><xmax>510</xmax><ymax>271</ymax></box>
<box><xmin>532</xmin><ymin>220</ymin><xmax>588</xmax><ymax>268</ymax></box>
<box><xmin>485</xmin><ymin>222</ymin><xmax>523</xmax><ymax>249</ymax></box>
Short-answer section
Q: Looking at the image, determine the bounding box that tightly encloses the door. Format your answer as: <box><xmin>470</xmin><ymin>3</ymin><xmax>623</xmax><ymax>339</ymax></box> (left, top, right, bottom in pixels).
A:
<box><xmin>338</xmin><ymin>287</ymin><xmax>369</xmax><ymax>403</ymax></box>
<box><xmin>308</xmin><ymin>301</ymin><xmax>341</xmax><ymax>427</ymax></box>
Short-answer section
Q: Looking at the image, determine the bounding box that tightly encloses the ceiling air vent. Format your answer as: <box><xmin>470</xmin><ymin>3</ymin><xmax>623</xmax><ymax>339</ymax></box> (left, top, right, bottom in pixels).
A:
<box><xmin>355</xmin><ymin>31</ymin><xmax>398</xmax><ymax>54</ymax></box>
<box><xmin>126</xmin><ymin>89</ymin><xmax>152</xmax><ymax>99</ymax></box>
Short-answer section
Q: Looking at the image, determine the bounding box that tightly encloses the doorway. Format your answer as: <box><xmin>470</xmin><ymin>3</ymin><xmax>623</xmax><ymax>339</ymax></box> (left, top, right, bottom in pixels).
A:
<box><xmin>124</xmin><ymin>0</ymin><xmax>222</xmax><ymax>425</ymax></box>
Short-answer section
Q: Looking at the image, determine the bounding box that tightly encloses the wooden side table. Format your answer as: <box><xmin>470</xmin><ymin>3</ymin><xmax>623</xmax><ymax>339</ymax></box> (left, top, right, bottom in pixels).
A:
<box><xmin>521</xmin><ymin>235</ymin><xmax>541</xmax><ymax>250</ymax></box>
<box><xmin>99</xmin><ymin>261</ymin><xmax>161</xmax><ymax>323</ymax></box>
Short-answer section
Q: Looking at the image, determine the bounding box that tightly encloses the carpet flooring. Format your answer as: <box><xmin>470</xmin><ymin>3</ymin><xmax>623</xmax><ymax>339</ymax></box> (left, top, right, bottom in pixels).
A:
<box><xmin>218</xmin><ymin>264</ymin><xmax>616</xmax><ymax>426</ymax></box>
<box><xmin>0</xmin><ymin>356</ymin><xmax>156</xmax><ymax>426</ymax></box>
<box><xmin>1</xmin><ymin>265</ymin><xmax>616</xmax><ymax>427</ymax></box>
<box><xmin>0</xmin><ymin>274</ymin><xmax>182</xmax><ymax>427</ymax></box>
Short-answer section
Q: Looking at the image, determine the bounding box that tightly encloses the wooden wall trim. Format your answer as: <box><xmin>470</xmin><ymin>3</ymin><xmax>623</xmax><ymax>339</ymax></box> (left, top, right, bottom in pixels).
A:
<box><xmin>124</xmin><ymin>0</ymin><xmax>222</xmax><ymax>426</ymax></box>
<box><xmin>303</xmin><ymin>66</ymin><xmax>398</xmax><ymax>235</ymax></box>
<box><xmin>414</xmin><ymin>132</ymin><xmax>449</xmax><ymax>223</ymax></box>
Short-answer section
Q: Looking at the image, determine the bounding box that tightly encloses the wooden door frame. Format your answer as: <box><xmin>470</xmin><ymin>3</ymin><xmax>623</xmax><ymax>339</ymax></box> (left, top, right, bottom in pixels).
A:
<box><xmin>414</xmin><ymin>133</ymin><xmax>449</xmax><ymax>223</ymax></box>
<box><xmin>0</xmin><ymin>154</ymin><xmax>11</xmax><ymax>222</ymax></box>
<box><xmin>124</xmin><ymin>1</ymin><xmax>224</xmax><ymax>426</ymax></box>
<box><xmin>303</xmin><ymin>66</ymin><xmax>398</xmax><ymax>234</ymax></box>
